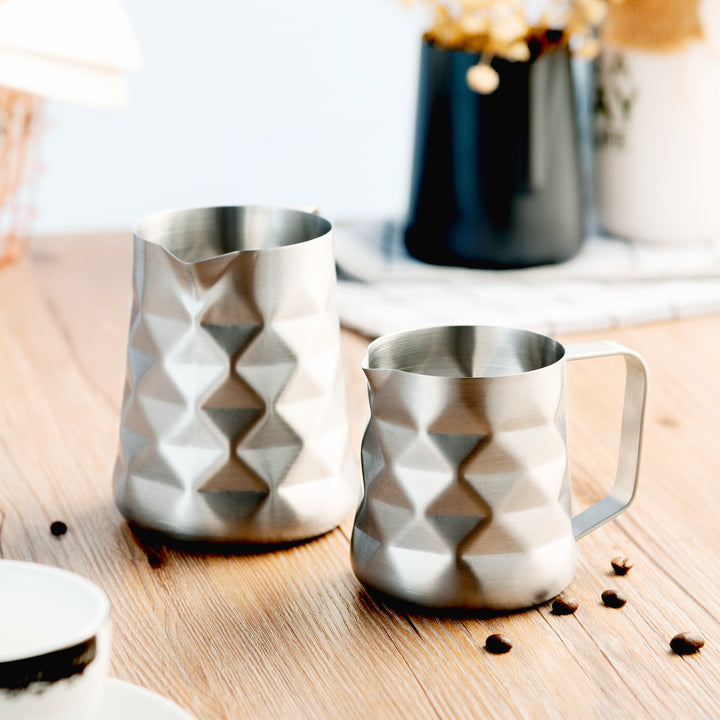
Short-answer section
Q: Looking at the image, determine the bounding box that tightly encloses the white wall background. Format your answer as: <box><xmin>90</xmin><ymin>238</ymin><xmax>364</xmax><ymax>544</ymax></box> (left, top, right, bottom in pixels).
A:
<box><xmin>34</xmin><ymin>0</ymin><xmax>425</xmax><ymax>233</ymax></box>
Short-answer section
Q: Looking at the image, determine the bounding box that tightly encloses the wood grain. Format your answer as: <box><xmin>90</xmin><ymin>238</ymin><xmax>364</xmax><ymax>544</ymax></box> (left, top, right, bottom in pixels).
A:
<box><xmin>0</xmin><ymin>233</ymin><xmax>719</xmax><ymax>719</ymax></box>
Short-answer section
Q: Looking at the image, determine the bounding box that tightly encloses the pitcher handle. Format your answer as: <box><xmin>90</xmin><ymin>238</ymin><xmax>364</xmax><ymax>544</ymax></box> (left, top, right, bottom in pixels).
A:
<box><xmin>565</xmin><ymin>342</ymin><xmax>648</xmax><ymax>540</ymax></box>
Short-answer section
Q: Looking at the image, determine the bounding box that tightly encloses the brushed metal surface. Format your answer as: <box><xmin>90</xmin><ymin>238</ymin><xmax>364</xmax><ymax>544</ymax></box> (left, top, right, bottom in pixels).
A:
<box><xmin>351</xmin><ymin>325</ymin><xmax>647</xmax><ymax>610</ymax></box>
<box><xmin>113</xmin><ymin>206</ymin><xmax>357</xmax><ymax>542</ymax></box>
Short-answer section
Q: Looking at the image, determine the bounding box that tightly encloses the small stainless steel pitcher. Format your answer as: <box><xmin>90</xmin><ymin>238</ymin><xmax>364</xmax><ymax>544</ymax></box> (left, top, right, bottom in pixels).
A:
<box><xmin>113</xmin><ymin>206</ymin><xmax>357</xmax><ymax>543</ymax></box>
<box><xmin>351</xmin><ymin>325</ymin><xmax>647</xmax><ymax>610</ymax></box>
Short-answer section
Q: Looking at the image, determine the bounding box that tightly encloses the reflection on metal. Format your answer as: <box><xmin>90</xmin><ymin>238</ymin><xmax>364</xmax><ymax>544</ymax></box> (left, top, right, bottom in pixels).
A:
<box><xmin>352</xmin><ymin>325</ymin><xmax>646</xmax><ymax>610</ymax></box>
<box><xmin>114</xmin><ymin>207</ymin><xmax>357</xmax><ymax>543</ymax></box>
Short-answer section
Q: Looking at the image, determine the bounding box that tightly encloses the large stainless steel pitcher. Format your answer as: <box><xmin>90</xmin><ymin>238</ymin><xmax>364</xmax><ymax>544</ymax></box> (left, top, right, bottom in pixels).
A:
<box><xmin>113</xmin><ymin>206</ymin><xmax>357</xmax><ymax>543</ymax></box>
<box><xmin>351</xmin><ymin>325</ymin><xmax>647</xmax><ymax>610</ymax></box>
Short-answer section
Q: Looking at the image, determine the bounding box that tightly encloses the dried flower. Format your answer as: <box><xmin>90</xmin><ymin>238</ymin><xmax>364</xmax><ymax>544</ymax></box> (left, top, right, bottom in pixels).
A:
<box><xmin>466</xmin><ymin>62</ymin><xmax>500</xmax><ymax>93</ymax></box>
<box><xmin>492</xmin><ymin>14</ymin><xmax>529</xmax><ymax>44</ymax></box>
<box><xmin>460</xmin><ymin>13</ymin><xmax>489</xmax><ymax>34</ymax></box>
<box><xmin>574</xmin><ymin>36</ymin><xmax>601</xmax><ymax>58</ymax></box>
<box><xmin>413</xmin><ymin>0</ymin><xmax>608</xmax><ymax>93</ymax></box>
<box><xmin>577</xmin><ymin>0</ymin><xmax>607</xmax><ymax>24</ymax></box>
<box><xmin>505</xmin><ymin>40</ymin><xmax>532</xmax><ymax>61</ymax></box>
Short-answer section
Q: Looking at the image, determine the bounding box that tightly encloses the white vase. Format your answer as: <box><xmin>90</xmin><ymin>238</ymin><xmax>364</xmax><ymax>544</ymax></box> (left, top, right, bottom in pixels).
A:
<box><xmin>595</xmin><ymin>1</ymin><xmax>720</xmax><ymax>244</ymax></box>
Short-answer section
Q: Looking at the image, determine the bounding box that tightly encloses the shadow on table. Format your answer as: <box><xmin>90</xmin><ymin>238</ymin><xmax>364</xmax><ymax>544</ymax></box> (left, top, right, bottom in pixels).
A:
<box><xmin>124</xmin><ymin>522</ymin><xmax>328</xmax><ymax>569</ymax></box>
<box><xmin>124</xmin><ymin>522</ymin><xmax>547</xmax><ymax>621</ymax></box>
<box><xmin>354</xmin><ymin>585</ymin><xmax>537</xmax><ymax>622</ymax></box>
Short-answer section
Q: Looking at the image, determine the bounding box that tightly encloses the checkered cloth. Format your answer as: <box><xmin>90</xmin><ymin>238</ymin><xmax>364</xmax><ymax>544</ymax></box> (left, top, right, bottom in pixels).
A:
<box><xmin>335</xmin><ymin>221</ymin><xmax>720</xmax><ymax>338</ymax></box>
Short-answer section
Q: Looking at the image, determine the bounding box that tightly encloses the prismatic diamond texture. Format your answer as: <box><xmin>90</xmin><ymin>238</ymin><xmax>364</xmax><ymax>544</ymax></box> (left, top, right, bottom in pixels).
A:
<box><xmin>114</xmin><ymin>236</ymin><xmax>356</xmax><ymax>542</ymax></box>
<box><xmin>352</xmin><ymin>373</ymin><xmax>576</xmax><ymax>609</ymax></box>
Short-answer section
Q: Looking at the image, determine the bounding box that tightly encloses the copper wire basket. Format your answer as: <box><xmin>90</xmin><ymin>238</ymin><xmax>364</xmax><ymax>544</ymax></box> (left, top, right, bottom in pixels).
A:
<box><xmin>0</xmin><ymin>87</ymin><xmax>42</xmax><ymax>268</ymax></box>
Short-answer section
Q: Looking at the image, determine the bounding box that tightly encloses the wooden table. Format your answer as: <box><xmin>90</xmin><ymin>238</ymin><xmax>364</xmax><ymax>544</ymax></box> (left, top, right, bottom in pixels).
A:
<box><xmin>1</xmin><ymin>233</ymin><xmax>719</xmax><ymax>719</ymax></box>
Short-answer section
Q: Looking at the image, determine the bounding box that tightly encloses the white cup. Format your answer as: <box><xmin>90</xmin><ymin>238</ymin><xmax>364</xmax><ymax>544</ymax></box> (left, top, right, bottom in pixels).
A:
<box><xmin>0</xmin><ymin>560</ymin><xmax>111</xmax><ymax>720</ymax></box>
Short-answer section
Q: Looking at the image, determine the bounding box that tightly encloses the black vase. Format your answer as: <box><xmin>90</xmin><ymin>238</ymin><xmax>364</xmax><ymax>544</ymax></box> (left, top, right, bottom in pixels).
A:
<box><xmin>405</xmin><ymin>41</ymin><xmax>584</xmax><ymax>269</ymax></box>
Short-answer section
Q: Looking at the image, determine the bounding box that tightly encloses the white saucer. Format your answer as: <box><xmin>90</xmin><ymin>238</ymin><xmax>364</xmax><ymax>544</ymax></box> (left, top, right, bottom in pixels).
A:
<box><xmin>99</xmin><ymin>678</ymin><xmax>197</xmax><ymax>720</ymax></box>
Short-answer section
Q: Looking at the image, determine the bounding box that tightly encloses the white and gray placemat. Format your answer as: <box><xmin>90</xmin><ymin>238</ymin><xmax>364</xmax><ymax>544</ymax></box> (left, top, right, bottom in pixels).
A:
<box><xmin>335</xmin><ymin>221</ymin><xmax>720</xmax><ymax>338</ymax></box>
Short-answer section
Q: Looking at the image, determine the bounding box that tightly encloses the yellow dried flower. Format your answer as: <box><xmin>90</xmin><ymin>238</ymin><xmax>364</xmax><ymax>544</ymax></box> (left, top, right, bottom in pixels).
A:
<box><xmin>491</xmin><ymin>13</ymin><xmax>529</xmax><ymax>43</ymax></box>
<box><xmin>416</xmin><ymin>0</ymin><xmax>608</xmax><ymax>92</ymax></box>
<box><xmin>466</xmin><ymin>63</ymin><xmax>500</xmax><ymax>93</ymax></box>
<box><xmin>576</xmin><ymin>0</ymin><xmax>607</xmax><ymax>24</ymax></box>
<box><xmin>460</xmin><ymin>12</ymin><xmax>489</xmax><ymax>35</ymax></box>
<box><xmin>575</xmin><ymin>36</ymin><xmax>601</xmax><ymax>58</ymax></box>
<box><xmin>505</xmin><ymin>40</ymin><xmax>531</xmax><ymax>61</ymax></box>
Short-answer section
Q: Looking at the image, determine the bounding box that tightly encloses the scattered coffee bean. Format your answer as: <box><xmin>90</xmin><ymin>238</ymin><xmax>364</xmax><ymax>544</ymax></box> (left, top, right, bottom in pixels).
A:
<box><xmin>50</xmin><ymin>520</ymin><xmax>68</xmax><ymax>537</ymax></box>
<box><xmin>145</xmin><ymin>544</ymin><xmax>167</xmax><ymax>569</ymax></box>
<box><xmin>485</xmin><ymin>634</ymin><xmax>513</xmax><ymax>654</ymax></box>
<box><xmin>670</xmin><ymin>632</ymin><xmax>705</xmax><ymax>656</ymax></box>
<box><xmin>551</xmin><ymin>595</ymin><xmax>579</xmax><ymax>615</ymax></box>
<box><xmin>611</xmin><ymin>556</ymin><xmax>633</xmax><ymax>576</ymax></box>
<box><xmin>601</xmin><ymin>589</ymin><xmax>627</xmax><ymax>608</ymax></box>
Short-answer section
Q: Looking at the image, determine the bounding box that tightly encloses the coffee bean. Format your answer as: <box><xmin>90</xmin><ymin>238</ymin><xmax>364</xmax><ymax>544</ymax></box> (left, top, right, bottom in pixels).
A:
<box><xmin>50</xmin><ymin>520</ymin><xmax>68</xmax><ymax>537</ymax></box>
<box><xmin>145</xmin><ymin>544</ymin><xmax>167</xmax><ymax>569</ymax></box>
<box><xmin>670</xmin><ymin>632</ymin><xmax>705</xmax><ymax>655</ymax></box>
<box><xmin>611</xmin><ymin>556</ymin><xmax>633</xmax><ymax>575</ymax></box>
<box><xmin>601</xmin><ymin>589</ymin><xmax>627</xmax><ymax>608</ymax></box>
<box><xmin>551</xmin><ymin>595</ymin><xmax>579</xmax><ymax>615</ymax></box>
<box><xmin>485</xmin><ymin>634</ymin><xmax>512</xmax><ymax>654</ymax></box>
